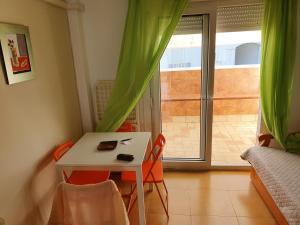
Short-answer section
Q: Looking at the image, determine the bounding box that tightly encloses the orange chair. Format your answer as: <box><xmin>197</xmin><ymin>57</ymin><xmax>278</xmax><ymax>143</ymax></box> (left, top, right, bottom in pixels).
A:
<box><xmin>121</xmin><ymin>134</ymin><xmax>169</xmax><ymax>217</ymax></box>
<box><xmin>117</xmin><ymin>121</ymin><xmax>136</xmax><ymax>132</ymax></box>
<box><xmin>53</xmin><ymin>140</ymin><xmax>110</xmax><ymax>185</ymax></box>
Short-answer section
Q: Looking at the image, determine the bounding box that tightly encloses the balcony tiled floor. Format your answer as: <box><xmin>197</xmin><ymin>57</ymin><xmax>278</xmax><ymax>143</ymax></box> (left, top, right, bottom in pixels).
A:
<box><xmin>162</xmin><ymin>115</ymin><xmax>258</xmax><ymax>165</ymax></box>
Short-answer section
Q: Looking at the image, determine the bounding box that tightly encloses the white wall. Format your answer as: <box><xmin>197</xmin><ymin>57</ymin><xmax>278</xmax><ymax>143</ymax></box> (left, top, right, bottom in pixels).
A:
<box><xmin>80</xmin><ymin>0</ymin><xmax>155</xmax><ymax>132</ymax></box>
<box><xmin>81</xmin><ymin>0</ymin><xmax>128</xmax><ymax>85</ymax></box>
<box><xmin>0</xmin><ymin>0</ymin><xmax>82</xmax><ymax>224</ymax></box>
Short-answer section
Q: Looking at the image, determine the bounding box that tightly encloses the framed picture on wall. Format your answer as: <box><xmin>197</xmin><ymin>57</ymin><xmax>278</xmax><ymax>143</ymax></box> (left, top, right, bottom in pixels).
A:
<box><xmin>0</xmin><ymin>23</ymin><xmax>35</xmax><ymax>85</ymax></box>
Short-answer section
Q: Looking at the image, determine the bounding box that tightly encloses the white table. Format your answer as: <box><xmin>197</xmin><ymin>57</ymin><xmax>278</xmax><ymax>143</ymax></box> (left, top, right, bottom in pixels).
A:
<box><xmin>56</xmin><ymin>132</ymin><xmax>151</xmax><ymax>225</ymax></box>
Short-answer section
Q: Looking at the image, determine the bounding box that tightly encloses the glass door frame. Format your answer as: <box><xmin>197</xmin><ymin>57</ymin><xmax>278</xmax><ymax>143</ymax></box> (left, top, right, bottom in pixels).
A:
<box><xmin>151</xmin><ymin>1</ymin><xmax>218</xmax><ymax>170</ymax></box>
<box><xmin>151</xmin><ymin>1</ymin><xmax>261</xmax><ymax>170</ymax></box>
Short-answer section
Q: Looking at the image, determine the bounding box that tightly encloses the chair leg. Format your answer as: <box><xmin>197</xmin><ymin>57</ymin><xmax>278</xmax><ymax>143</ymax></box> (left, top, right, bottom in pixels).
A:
<box><xmin>162</xmin><ymin>180</ymin><xmax>169</xmax><ymax>214</ymax></box>
<box><xmin>130</xmin><ymin>184</ymin><xmax>137</xmax><ymax>195</ymax></box>
<box><xmin>127</xmin><ymin>177</ymin><xmax>169</xmax><ymax>216</ymax></box>
<box><xmin>126</xmin><ymin>184</ymin><xmax>137</xmax><ymax>211</ymax></box>
<box><xmin>122</xmin><ymin>183</ymin><xmax>137</xmax><ymax>197</ymax></box>
<box><xmin>120</xmin><ymin>182</ymin><xmax>137</xmax><ymax>211</ymax></box>
<box><xmin>150</xmin><ymin>173</ymin><xmax>168</xmax><ymax>218</ymax></box>
<box><xmin>128</xmin><ymin>193</ymin><xmax>138</xmax><ymax>214</ymax></box>
<box><xmin>127</xmin><ymin>181</ymin><xmax>169</xmax><ymax>218</ymax></box>
<box><xmin>153</xmin><ymin>182</ymin><xmax>169</xmax><ymax>218</ymax></box>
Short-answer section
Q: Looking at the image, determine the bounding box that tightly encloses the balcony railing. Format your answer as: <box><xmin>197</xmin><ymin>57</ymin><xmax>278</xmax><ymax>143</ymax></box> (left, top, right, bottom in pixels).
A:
<box><xmin>161</xmin><ymin>67</ymin><xmax>259</xmax><ymax>164</ymax></box>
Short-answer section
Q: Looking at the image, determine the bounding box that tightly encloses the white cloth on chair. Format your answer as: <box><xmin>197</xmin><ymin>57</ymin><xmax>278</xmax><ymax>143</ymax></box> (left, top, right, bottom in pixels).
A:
<box><xmin>48</xmin><ymin>180</ymin><xmax>129</xmax><ymax>225</ymax></box>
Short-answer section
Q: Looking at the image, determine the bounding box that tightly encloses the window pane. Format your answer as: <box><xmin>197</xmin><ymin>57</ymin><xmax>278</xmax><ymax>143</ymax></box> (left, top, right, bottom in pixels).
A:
<box><xmin>212</xmin><ymin>30</ymin><xmax>261</xmax><ymax>165</ymax></box>
<box><xmin>160</xmin><ymin>15</ymin><xmax>204</xmax><ymax>159</ymax></box>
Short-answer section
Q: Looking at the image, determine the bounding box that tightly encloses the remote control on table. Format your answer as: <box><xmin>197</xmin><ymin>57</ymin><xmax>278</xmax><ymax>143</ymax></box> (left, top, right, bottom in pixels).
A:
<box><xmin>117</xmin><ymin>154</ymin><xmax>134</xmax><ymax>162</ymax></box>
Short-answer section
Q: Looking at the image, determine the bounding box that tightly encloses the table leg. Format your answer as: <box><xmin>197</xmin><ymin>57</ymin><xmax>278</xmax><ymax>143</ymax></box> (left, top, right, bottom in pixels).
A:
<box><xmin>136</xmin><ymin>166</ymin><xmax>146</xmax><ymax>225</ymax></box>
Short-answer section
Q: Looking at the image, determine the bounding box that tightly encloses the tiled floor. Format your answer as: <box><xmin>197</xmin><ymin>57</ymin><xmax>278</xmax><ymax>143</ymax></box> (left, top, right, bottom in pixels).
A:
<box><xmin>162</xmin><ymin>115</ymin><xmax>258</xmax><ymax>165</ymax></box>
<box><xmin>119</xmin><ymin>171</ymin><xmax>277</xmax><ymax>225</ymax></box>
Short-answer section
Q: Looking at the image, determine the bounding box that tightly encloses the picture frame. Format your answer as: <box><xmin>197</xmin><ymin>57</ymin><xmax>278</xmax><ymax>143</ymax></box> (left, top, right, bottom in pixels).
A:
<box><xmin>0</xmin><ymin>23</ymin><xmax>35</xmax><ymax>85</ymax></box>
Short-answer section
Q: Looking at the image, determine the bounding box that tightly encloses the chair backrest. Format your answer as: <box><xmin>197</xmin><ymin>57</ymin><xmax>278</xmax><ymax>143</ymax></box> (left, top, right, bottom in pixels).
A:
<box><xmin>48</xmin><ymin>180</ymin><xmax>129</xmax><ymax>225</ymax></box>
<box><xmin>116</xmin><ymin>121</ymin><xmax>136</xmax><ymax>132</ymax></box>
<box><xmin>146</xmin><ymin>133</ymin><xmax>166</xmax><ymax>162</ymax></box>
<box><xmin>53</xmin><ymin>140</ymin><xmax>74</xmax><ymax>161</ymax></box>
<box><xmin>144</xmin><ymin>134</ymin><xmax>166</xmax><ymax>182</ymax></box>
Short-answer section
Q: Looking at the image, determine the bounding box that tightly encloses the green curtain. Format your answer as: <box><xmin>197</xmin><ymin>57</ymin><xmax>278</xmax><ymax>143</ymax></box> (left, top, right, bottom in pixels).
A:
<box><xmin>96</xmin><ymin>0</ymin><xmax>187</xmax><ymax>132</ymax></box>
<box><xmin>260</xmin><ymin>0</ymin><xmax>300</xmax><ymax>153</ymax></box>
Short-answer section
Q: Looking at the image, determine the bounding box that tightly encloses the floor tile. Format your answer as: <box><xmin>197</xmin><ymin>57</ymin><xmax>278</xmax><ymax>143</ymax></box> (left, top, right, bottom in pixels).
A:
<box><xmin>203</xmin><ymin>171</ymin><xmax>252</xmax><ymax>191</ymax></box>
<box><xmin>148</xmin><ymin>213</ymin><xmax>191</xmax><ymax>225</ymax></box>
<box><xmin>165</xmin><ymin>171</ymin><xmax>253</xmax><ymax>191</ymax></box>
<box><xmin>124</xmin><ymin>171</ymin><xmax>277</xmax><ymax>225</ymax></box>
<box><xmin>164</xmin><ymin>172</ymin><xmax>195</xmax><ymax>189</ymax></box>
<box><xmin>189</xmin><ymin>189</ymin><xmax>236</xmax><ymax>216</ymax></box>
<box><xmin>229</xmin><ymin>190</ymin><xmax>273</xmax><ymax>217</ymax></box>
<box><xmin>191</xmin><ymin>216</ymin><xmax>239</xmax><ymax>225</ymax></box>
<box><xmin>237</xmin><ymin>217</ymin><xmax>278</xmax><ymax>225</ymax></box>
<box><xmin>147</xmin><ymin>186</ymin><xmax>190</xmax><ymax>215</ymax></box>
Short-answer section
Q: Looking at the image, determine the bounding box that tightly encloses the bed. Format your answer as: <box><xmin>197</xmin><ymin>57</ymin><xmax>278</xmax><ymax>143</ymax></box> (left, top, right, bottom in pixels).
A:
<box><xmin>241</xmin><ymin>139</ymin><xmax>300</xmax><ymax>225</ymax></box>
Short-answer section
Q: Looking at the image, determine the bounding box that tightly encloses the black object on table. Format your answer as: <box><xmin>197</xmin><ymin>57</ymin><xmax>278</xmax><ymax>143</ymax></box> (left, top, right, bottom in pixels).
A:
<box><xmin>117</xmin><ymin>154</ymin><xmax>134</xmax><ymax>161</ymax></box>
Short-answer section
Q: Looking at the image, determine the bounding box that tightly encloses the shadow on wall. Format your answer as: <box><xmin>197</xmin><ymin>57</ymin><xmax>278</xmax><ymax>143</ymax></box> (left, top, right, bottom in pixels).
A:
<box><xmin>16</xmin><ymin>147</ymin><xmax>59</xmax><ymax>225</ymax></box>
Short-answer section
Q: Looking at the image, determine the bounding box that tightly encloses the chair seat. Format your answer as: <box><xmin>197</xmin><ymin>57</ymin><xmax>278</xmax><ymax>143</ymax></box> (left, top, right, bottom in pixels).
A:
<box><xmin>68</xmin><ymin>170</ymin><xmax>110</xmax><ymax>185</ymax></box>
<box><xmin>121</xmin><ymin>160</ymin><xmax>163</xmax><ymax>183</ymax></box>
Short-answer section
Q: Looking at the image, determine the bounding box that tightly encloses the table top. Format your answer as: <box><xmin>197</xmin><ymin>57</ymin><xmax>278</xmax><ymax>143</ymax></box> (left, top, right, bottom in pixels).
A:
<box><xmin>56</xmin><ymin>132</ymin><xmax>151</xmax><ymax>170</ymax></box>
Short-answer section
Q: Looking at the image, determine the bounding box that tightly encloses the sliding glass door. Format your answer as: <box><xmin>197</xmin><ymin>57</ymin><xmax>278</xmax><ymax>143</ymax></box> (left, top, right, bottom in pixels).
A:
<box><xmin>212</xmin><ymin>30</ymin><xmax>261</xmax><ymax>165</ymax></box>
<box><xmin>211</xmin><ymin>4</ymin><xmax>263</xmax><ymax>166</ymax></box>
<box><xmin>159</xmin><ymin>14</ymin><xmax>211</xmax><ymax>164</ymax></box>
<box><xmin>152</xmin><ymin>2</ymin><xmax>263</xmax><ymax>169</ymax></box>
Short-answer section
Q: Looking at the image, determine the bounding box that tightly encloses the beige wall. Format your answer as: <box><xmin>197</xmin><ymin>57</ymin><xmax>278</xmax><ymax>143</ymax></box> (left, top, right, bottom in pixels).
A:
<box><xmin>0</xmin><ymin>1</ymin><xmax>82</xmax><ymax>224</ymax></box>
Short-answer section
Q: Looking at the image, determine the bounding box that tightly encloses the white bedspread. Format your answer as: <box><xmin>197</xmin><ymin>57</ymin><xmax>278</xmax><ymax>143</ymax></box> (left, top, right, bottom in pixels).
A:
<box><xmin>241</xmin><ymin>146</ymin><xmax>300</xmax><ymax>225</ymax></box>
